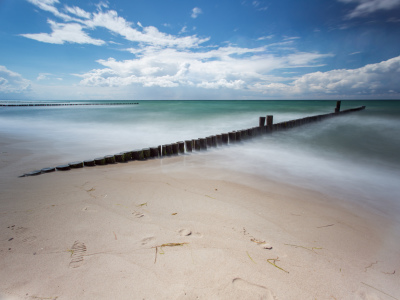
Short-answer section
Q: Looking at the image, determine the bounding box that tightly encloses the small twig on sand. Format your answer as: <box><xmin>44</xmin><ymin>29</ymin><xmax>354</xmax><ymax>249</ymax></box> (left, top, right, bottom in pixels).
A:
<box><xmin>361</xmin><ymin>282</ymin><xmax>398</xmax><ymax>300</ymax></box>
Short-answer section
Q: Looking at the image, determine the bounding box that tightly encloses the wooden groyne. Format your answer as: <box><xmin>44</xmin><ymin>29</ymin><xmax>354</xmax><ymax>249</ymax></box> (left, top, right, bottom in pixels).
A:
<box><xmin>19</xmin><ymin>101</ymin><xmax>366</xmax><ymax>177</ymax></box>
<box><xmin>0</xmin><ymin>102</ymin><xmax>139</xmax><ymax>107</ymax></box>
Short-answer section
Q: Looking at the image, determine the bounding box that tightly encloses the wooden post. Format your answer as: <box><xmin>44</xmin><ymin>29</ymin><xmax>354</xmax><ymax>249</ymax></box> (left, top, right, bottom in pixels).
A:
<box><xmin>94</xmin><ymin>157</ymin><xmax>106</xmax><ymax>165</ymax></box>
<box><xmin>150</xmin><ymin>147</ymin><xmax>159</xmax><ymax>158</ymax></box>
<box><xmin>267</xmin><ymin>115</ymin><xmax>273</xmax><ymax>128</ymax></box>
<box><xmin>185</xmin><ymin>140</ymin><xmax>193</xmax><ymax>152</ymax></box>
<box><xmin>123</xmin><ymin>151</ymin><xmax>132</xmax><ymax>161</ymax></box>
<box><xmin>199</xmin><ymin>138</ymin><xmax>207</xmax><ymax>150</ymax></box>
<box><xmin>161</xmin><ymin>145</ymin><xmax>167</xmax><ymax>156</ymax></box>
<box><xmin>194</xmin><ymin>139</ymin><xmax>201</xmax><ymax>151</ymax></box>
<box><xmin>335</xmin><ymin>101</ymin><xmax>341</xmax><ymax>113</ymax></box>
<box><xmin>228</xmin><ymin>132</ymin><xmax>236</xmax><ymax>143</ymax></box>
<box><xmin>235</xmin><ymin>131</ymin><xmax>241</xmax><ymax>142</ymax></box>
<box><xmin>259</xmin><ymin>116</ymin><xmax>266</xmax><ymax>127</ymax></box>
<box><xmin>178</xmin><ymin>142</ymin><xmax>185</xmax><ymax>154</ymax></box>
<box><xmin>217</xmin><ymin>134</ymin><xmax>223</xmax><ymax>145</ymax></box>
<box><xmin>42</xmin><ymin>167</ymin><xmax>56</xmax><ymax>173</ymax></box>
<box><xmin>166</xmin><ymin>144</ymin><xmax>173</xmax><ymax>156</ymax></box>
<box><xmin>56</xmin><ymin>164</ymin><xmax>71</xmax><ymax>171</ymax></box>
<box><xmin>211</xmin><ymin>135</ymin><xmax>217</xmax><ymax>147</ymax></box>
<box><xmin>172</xmin><ymin>143</ymin><xmax>179</xmax><ymax>155</ymax></box>
<box><xmin>132</xmin><ymin>150</ymin><xmax>144</xmax><ymax>160</ymax></box>
<box><xmin>105</xmin><ymin>155</ymin><xmax>116</xmax><ymax>164</ymax></box>
<box><xmin>115</xmin><ymin>153</ymin><xmax>125</xmax><ymax>162</ymax></box>
<box><xmin>69</xmin><ymin>161</ymin><xmax>84</xmax><ymax>168</ymax></box>
<box><xmin>206</xmin><ymin>136</ymin><xmax>212</xmax><ymax>147</ymax></box>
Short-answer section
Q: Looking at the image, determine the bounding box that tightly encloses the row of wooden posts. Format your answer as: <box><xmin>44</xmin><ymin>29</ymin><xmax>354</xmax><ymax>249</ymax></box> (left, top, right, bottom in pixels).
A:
<box><xmin>20</xmin><ymin>101</ymin><xmax>366</xmax><ymax>177</ymax></box>
<box><xmin>1</xmin><ymin>102</ymin><xmax>139</xmax><ymax>107</ymax></box>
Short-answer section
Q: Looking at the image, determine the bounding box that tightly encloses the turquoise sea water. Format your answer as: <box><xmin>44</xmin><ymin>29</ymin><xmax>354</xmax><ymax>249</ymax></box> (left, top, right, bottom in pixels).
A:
<box><xmin>1</xmin><ymin>100</ymin><xmax>400</xmax><ymax>221</ymax></box>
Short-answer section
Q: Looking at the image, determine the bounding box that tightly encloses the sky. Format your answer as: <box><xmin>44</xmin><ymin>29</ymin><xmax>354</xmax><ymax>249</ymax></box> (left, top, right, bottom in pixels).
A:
<box><xmin>1</xmin><ymin>0</ymin><xmax>400</xmax><ymax>100</ymax></box>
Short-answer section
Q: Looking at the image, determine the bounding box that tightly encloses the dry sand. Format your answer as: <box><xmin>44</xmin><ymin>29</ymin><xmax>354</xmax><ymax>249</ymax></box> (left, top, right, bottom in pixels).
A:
<box><xmin>1</xmin><ymin>136</ymin><xmax>399</xmax><ymax>300</ymax></box>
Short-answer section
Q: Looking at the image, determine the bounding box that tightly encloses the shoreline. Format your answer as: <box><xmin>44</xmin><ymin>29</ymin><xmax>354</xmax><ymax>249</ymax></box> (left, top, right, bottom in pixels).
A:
<box><xmin>1</xmin><ymin>135</ymin><xmax>400</xmax><ymax>299</ymax></box>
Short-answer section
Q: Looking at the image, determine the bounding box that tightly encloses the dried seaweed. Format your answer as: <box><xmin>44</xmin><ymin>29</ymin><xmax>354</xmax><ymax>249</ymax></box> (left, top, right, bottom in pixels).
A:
<box><xmin>284</xmin><ymin>243</ymin><xmax>322</xmax><ymax>253</ymax></box>
<box><xmin>267</xmin><ymin>257</ymin><xmax>289</xmax><ymax>273</ymax></box>
<box><xmin>246</xmin><ymin>251</ymin><xmax>256</xmax><ymax>264</ymax></box>
<box><xmin>137</xmin><ymin>202</ymin><xmax>147</xmax><ymax>207</ymax></box>
<box><xmin>153</xmin><ymin>243</ymin><xmax>188</xmax><ymax>264</ymax></box>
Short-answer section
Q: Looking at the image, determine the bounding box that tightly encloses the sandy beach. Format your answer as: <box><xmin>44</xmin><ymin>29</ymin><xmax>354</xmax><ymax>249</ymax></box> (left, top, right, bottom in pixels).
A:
<box><xmin>1</xmin><ymin>136</ymin><xmax>399</xmax><ymax>300</ymax></box>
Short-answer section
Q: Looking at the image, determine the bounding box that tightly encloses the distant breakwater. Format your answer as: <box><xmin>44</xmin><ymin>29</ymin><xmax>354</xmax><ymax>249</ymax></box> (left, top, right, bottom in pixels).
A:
<box><xmin>19</xmin><ymin>101</ymin><xmax>365</xmax><ymax>177</ymax></box>
<box><xmin>1</xmin><ymin>102</ymin><xmax>139</xmax><ymax>107</ymax></box>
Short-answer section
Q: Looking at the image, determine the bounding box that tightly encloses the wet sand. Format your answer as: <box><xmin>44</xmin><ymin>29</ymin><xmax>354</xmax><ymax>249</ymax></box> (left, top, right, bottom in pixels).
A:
<box><xmin>0</xmin><ymin>136</ymin><xmax>399</xmax><ymax>300</ymax></box>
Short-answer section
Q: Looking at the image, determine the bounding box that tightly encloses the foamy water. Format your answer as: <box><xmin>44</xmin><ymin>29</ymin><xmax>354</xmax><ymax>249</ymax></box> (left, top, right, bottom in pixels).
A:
<box><xmin>1</xmin><ymin>100</ymin><xmax>399</xmax><ymax>221</ymax></box>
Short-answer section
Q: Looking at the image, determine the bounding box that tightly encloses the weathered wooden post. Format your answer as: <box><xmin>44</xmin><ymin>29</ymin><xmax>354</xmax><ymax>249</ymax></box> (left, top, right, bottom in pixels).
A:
<box><xmin>105</xmin><ymin>155</ymin><xmax>116</xmax><ymax>164</ymax></box>
<box><xmin>94</xmin><ymin>157</ymin><xmax>106</xmax><ymax>165</ymax></box>
<box><xmin>335</xmin><ymin>101</ymin><xmax>341</xmax><ymax>113</ymax></box>
<box><xmin>158</xmin><ymin>145</ymin><xmax>162</xmax><ymax>157</ymax></box>
<box><xmin>259</xmin><ymin>116</ymin><xmax>266</xmax><ymax>127</ymax></box>
<box><xmin>178</xmin><ymin>142</ymin><xmax>185</xmax><ymax>154</ymax></box>
<box><xmin>172</xmin><ymin>143</ymin><xmax>179</xmax><ymax>155</ymax></box>
<box><xmin>185</xmin><ymin>140</ymin><xmax>193</xmax><ymax>152</ymax></box>
<box><xmin>211</xmin><ymin>135</ymin><xmax>217</xmax><ymax>147</ymax></box>
<box><xmin>217</xmin><ymin>134</ymin><xmax>223</xmax><ymax>145</ymax></box>
<box><xmin>132</xmin><ymin>149</ymin><xmax>144</xmax><ymax>160</ymax></box>
<box><xmin>199</xmin><ymin>138</ymin><xmax>207</xmax><ymax>150</ymax></box>
<box><xmin>235</xmin><ymin>131</ymin><xmax>241</xmax><ymax>142</ymax></box>
<box><xmin>84</xmin><ymin>160</ymin><xmax>95</xmax><ymax>167</ymax></box>
<box><xmin>194</xmin><ymin>139</ymin><xmax>201</xmax><ymax>151</ymax></box>
<box><xmin>161</xmin><ymin>145</ymin><xmax>167</xmax><ymax>156</ymax></box>
<box><xmin>115</xmin><ymin>153</ymin><xmax>125</xmax><ymax>162</ymax></box>
<box><xmin>267</xmin><ymin>115</ymin><xmax>273</xmax><ymax>129</ymax></box>
<box><xmin>206</xmin><ymin>136</ymin><xmax>212</xmax><ymax>148</ymax></box>
<box><xmin>56</xmin><ymin>164</ymin><xmax>71</xmax><ymax>171</ymax></box>
<box><xmin>150</xmin><ymin>147</ymin><xmax>159</xmax><ymax>158</ymax></box>
<box><xmin>228</xmin><ymin>131</ymin><xmax>236</xmax><ymax>143</ymax></box>
<box><xmin>166</xmin><ymin>144</ymin><xmax>173</xmax><ymax>156</ymax></box>
<box><xmin>123</xmin><ymin>151</ymin><xmax>132</xmax><ymax>161</ymax></box>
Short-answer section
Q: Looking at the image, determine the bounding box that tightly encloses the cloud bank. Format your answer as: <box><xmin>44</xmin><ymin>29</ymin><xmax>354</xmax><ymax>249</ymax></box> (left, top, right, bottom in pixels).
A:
<box><xmin>0</xmin><ymin>66</ymin><xmax>31</xmax><ymax>96</ymax></box>
<box><xmin>339</xmin><ymin>0</ymin><xmax>400</xmax><ymax>18</ymax></box>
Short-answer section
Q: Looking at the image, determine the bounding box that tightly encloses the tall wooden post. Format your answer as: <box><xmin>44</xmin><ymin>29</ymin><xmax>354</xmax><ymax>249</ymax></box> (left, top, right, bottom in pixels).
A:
<box><xmin>267</xmin><ymin>115</ymin><xmax>273</xmax><ymax>128</ymax></box>
<box><xmin>335</xmin><ymin>101</ymin><xmax>341</xmax><ymax>113</ymax></box>
<box><xmin>259</xmin><ymin>116</ymin><xmax>266</xmax><ymax>127</ymax></box>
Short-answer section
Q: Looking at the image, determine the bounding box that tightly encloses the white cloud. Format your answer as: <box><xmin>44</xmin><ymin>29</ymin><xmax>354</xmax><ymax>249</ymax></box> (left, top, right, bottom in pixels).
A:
<box><xmin>23</xmin><ymin>1</ymin><xmax>210</xmax><ymax>48</ymax></box>
<box><xmin>27</xmin><ymin>0</ymin><xmax>72</xmax><ymax>21</ymax></box>
<box><xmin>338</xmin><ymin>0</ymin><xmax>400</xmax><ymax>18</ymax></box>
<box><xmin>64</xmin><ymin>5</ymin><xmax>91</xmax><ymax>19</ymax></box>
<box><xmin>37</xmin><ymin>73</ymin><xmax>52</xmax><ymax>80</ymax></box>
<box><xmin>191</xmin><ymin>7</ymin><xmax>202</xmax><ymax>19</ymax></box>
<box><xmin>252</xmin><ymin>55</ymin><xmax>400</xmax><ymax>97</ymax></box>
<box><xmin>257</xmin><ymin>35</ymin><xmax>274</xmax><ymax>41</ymax></box>
<box><xmin>74</xmin><ymin>43</ymin><xmax>332</xmax><ymax>90</ymax></box>
<box><xmin>21</xmin><ymin>19</ymin><xmax>105</xmax><ymax>45</ymax></box>
<box><xmin>85</xmin><ymin>10</ymin><xmax>209</xmax><ymax>48</ymax></box>
<box><xmin>0</xmin><ymin>66</ymin><xmax>31</xmax><ymax>95</ymax></box>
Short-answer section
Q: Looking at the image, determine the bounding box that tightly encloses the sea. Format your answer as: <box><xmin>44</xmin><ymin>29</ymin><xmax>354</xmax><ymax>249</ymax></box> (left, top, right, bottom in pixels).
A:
<box><xmin>1</xmin><ymin>100</ymin><xmax>399</xmax><ymax>222</ymax></box>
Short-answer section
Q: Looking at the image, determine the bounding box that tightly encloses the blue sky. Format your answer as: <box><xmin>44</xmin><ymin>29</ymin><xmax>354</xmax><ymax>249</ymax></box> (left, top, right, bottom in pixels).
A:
<box><xmin>1</xmin><ymin>0</ymin><xmax>400</xmax><ymax>100</ymax></box>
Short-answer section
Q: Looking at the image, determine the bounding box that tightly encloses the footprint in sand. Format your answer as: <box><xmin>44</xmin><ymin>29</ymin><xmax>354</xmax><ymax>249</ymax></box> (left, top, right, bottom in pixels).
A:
<box><xmin>141</xmin><ymin>236</ymin><xmax>155</xmax><ymax>245</ymax></box>
<box><xmin>132</xmin><ymin>211</ymin><xmax>144</xmax><ymax>218</ymax></box>
<box><xmin>178</xmin><ymin>229</ymin><xmax>203</xmax><ymax>238</ymax></box>
<box><xmin>232</xmin><ymin>278</ymin><xmax>276</xmax><ymax>300</ymax></box>
<box><xmin>8</xmin><ymin>226</ymin><xmax>37</xmax><ymax>244</ymax></box>
<box><xmin>69</xmin><ymin>241</ymin><xmax>87</xmax><ymax>268</ymax></box>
